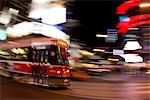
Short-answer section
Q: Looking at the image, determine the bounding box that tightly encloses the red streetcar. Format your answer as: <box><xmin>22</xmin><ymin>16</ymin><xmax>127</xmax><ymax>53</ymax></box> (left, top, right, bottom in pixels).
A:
<box><xmin>0</xmin><ymin>36</ymin><xmax>70</xmax><ymax>88</ymax></box>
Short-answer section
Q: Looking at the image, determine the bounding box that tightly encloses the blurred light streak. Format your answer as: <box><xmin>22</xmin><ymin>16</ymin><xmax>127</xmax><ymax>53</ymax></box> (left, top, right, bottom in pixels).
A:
<box><xmin>0</xmin><ymin>29</ymin><xmax>7</xmax><ymax>40</ymax></box>
<box><xmin>96</xmin><ymin>34</ymin><xmax>108</xmax><ymax>38</ymax></box>
<box><xmin>50</xmin><ymin>0</ymin><xmax>66</xmax><ymax>7</ymax></box>
<box><xmin>0</xmin><ymin>10</ymin><xmax>11</xmax><ymax>25</ymax></box>
<box><xmin>119</xmin><ymin>15</ymin><xmax>131</xmax><ymax>22</ymax></box>
<box><xmin>117</xmin><ymin>14</ymin><xmax>150</xmax><ymax>28</ymax></box>
<box><xmin>129</xmin><ymin>14</ymin><xmax>150</xmax><ymax>23</ymax></box>
<box><xmin>77</xmin><ymin>50</ymin><xmax>94</xmax><ymax>56</ymax></box>
<box><xmin>30</xmin><ymin>22</ymin><xmax>70</xmax><ymax>44</ymax></box>
<box><xmin>113</xmin><ymin>49</ymin><xmax>124</xmax><ymax>56</ymax></box>
<box><xmin>32</xmin><ymin>0</ymin><xmax>53</xmax><ymax>3</ymax></box>
<box><xmin>7</xmin><ymin>41</ymin><xmax>19</xmax><ymax>45</ymax></box>
<box><xmin>42</xmin><ymin>7</ymin><xmax>66</xmax><ymax>25</ymax></box>
<box><xmin>128</xmin><ymin>28</ymin><xmax>139</xmax><ymax>30</ymax></box>
<box><xmin>139</xmin><ymin>3</ymin><xmax>150</xmax><ymax>8</ymax></box>
<box><xmin>124</xmin><ymin>62</ymin><xmax>146</xmax><ymax>67</ymax></box>
<box><xmin>117</xmin><ymin>20</ymin><xmax>150</xmax><ymax>33</ymax></box>
<box><xmin>108</xmin><ymin>58</ymin><xmax>119</xmax><ymax>62</ymax></box>
<box><xmin>120</xmin><ymin>54</ymin><xmax>143</xmax><ymax>62</ymax></box>
<box><xmin>123</xmin><ymin>41</ymin><xmax>142</xmax><ymax>50</ymax></box>
<box><xmin>116</xmin><ymin>0</ymin><xmax>140</xmax><ymax>14</ymax></box>
<box><xmin>81</xmin><ymin>63</ymin><xmax>99</xmax><ymax>69</ymax></box>
<box><xmin>29</xmin><ymin>0</ymin><xmax>66</xmax><ymax>25</ymax></box>
<box><xmin>105</xmin><ymin>51</ymin><xmax>113</xmax><ymax>54</ymax></box>
<box><xmin>6</xmin><ymin>21</ymin><xmax>70</xmax><ymax>44</ymax></box>
<box><xmin>144</xmin><ymin>39</ymin><xmax>150</xmax><ymax>42</ymax></box>
<box><xmin>6</xmin><ymin>22</ymin><xmax>32</xmax><ymax>38</ymax></box>
<box><xmin>9</xmin><ymin>8</ymin><xmax>19</xmax><ymax>15</ymax></box>
<box><xmin>93</xmin><ymin>49</ymin><xmax>105</xmax><ymax>52</ymax></box>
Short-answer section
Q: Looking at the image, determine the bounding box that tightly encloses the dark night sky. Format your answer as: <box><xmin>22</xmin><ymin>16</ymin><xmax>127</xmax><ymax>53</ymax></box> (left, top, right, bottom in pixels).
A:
<box><xmin>1</xmin><ymin>0</ymin><xmax>125</xmax><ymax>48</ymax></box>
<box><xmin>71</xmin><ymin>0</ymin><xmax>124</xmax><ymax>48</ymax></box>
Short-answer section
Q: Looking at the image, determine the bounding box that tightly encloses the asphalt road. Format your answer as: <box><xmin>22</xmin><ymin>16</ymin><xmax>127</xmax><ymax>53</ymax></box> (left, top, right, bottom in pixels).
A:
<box><xmin>0</xmin><ymin>75</ymin><xmax>150</xmax><ymax>100</ymax></box>
<box><xmin>0</xmin><ymin>77</ymin><xmax>88</xmax><ymax>100</ymax></box>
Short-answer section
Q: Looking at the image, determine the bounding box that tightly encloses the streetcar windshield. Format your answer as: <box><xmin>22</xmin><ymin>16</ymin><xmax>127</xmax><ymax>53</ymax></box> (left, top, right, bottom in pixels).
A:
<box><xmin>49</xmin><ymin>45</ymin><xmax>69</xmax><ymax>66</ymax></box>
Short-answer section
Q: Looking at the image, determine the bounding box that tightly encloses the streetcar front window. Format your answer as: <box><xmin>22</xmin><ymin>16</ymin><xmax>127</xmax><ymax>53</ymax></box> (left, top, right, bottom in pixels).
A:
<box><xmin>60</xmin><ymin>47</ymin><xmax>69</xmax><ymax>65</ymax></box>
<box><xmin>49</xmin><ymin>45</ymin><xmax>69</xmax><ymax>66</ymax></box>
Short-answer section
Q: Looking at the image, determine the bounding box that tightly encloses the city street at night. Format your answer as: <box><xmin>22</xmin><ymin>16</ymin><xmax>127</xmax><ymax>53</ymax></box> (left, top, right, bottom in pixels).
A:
<box><xmin>0</xmin><ymin>0</ymin><xmax>150</xmax><ymax>100</ymax></box>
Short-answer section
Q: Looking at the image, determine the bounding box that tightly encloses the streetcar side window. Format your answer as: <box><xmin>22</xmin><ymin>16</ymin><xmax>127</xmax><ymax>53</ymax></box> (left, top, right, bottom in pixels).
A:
<box><xmin>45</xmin><ymin>50</ymin><xmax>49</xmax><ymax>63</ymax></box>
<box><xmin>0</xmin><ymin>49</ymin><xmax>10</xmax><ymax>60</ymax></box>
<box><xmin>32</xmin><ymin>50</ymin><xmax>37</xmax><ymax>62</ymax></box>
<box><xmin>0</xmin><ymin>48</ymin><xmax>29</xmax><ymax>61</ymax></box>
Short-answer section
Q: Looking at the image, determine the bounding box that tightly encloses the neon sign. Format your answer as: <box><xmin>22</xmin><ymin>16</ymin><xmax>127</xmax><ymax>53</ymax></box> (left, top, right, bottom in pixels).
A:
<box><xmin>117</xmin><ymin>14</ymin><xmax>150</xmax><ymax>33</ymax></box>
<box><xmin>116</xmin><ymin>0</ymin><xmax>141</xmax><ymax>14</ymax></box>
<box><xmin>116</xmin><ymin>0</ymin><xmax>150</xmax><ymax>33</ymax></box>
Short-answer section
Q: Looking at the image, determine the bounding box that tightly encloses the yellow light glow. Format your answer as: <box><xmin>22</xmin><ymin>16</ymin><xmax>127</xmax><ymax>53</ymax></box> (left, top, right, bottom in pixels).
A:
<box><xmin>11</xmin><ymin>48</ymin><xmax>26</xmax><ymax>54</ymax></box>
<box><xmin>0</xmin><ymin>50</ymin><xmax>9</xmax><ymax>55</ymax></box>
<box><xmin>139</xmin><ymin>3</ymin><xmax>150</xmax><ymax>8</ymax></box>
<box><xmin>108</xmin><ymin>58</ymin><xmax>119</xmax><ymax>62</ymax></box>
<box><xmin>93</xmin><ymin>49</ymin><xmax>105</xmax><ymax>52</ymax></box>
<box><xmin>78</xmin><ymin>50</ymin><xmax>94</xmax><ymax>56</ymax></box>
<box><xmin>57</xmin><ymin>40</ymin><xmax>68</xmax><ymax>48</ymax></box>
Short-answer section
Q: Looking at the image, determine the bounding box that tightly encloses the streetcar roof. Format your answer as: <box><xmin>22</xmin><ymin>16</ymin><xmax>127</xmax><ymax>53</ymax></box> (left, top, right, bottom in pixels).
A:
<box><xmin>0</xmin><ymin>35</ymin><xmax>69</xmax><ymax>49</ymax></box>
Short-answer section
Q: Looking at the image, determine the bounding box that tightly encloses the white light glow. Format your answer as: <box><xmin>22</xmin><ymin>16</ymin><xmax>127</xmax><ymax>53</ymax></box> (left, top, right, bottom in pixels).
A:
<box><xmin>139</xmin><ymin>3</ymin><xmax>150</xmax><ymax>8</ymax></box>
<box><xmin>128</xmin><ymin>28</ymin><xmax>139</xmax><ymax>30</ymax></box>
<box><xmin>120</xmin><ymin>54</ymin><xmax>143</xmax><ymax>63</ymax></box>
<box><xmin>123</xmin><ymin>41</ymin><xmax>142</xmax><ymax>50</ymax></box>
<box><xmin>0</xmin><ymin>11</ymin><xmax>11</xmax><ymax>25</ymax></box>
<box><xmin>29</xmin><ymin>6</ymin><xmax>66</xmax><ymax>25</ymax></box>
<box><xmin>9</xmin><ymin>8</ymin><xmax>19</xmax><ymax>15</ymax></box>
<box><xmin>42</xmin><ymin>7</ymin><xmax>66</xmax><ymax>25</ymax></box>
<box><xmin>31</xmin><ymin>22</ymin><xmax>69</xmax><ymax>43</ymax></box>
<box><xmin>93</xmin><ymin>49</ymin><xmax>105</xmax><ymax>52</ymax></box>
<box><xmin>57</xmin><ymin>71</ymin><xmax>60</xmax><ymax>74</ymax></box>
<box><xmin>96</xmin><ymin>34</ymin><xmax>108</xmax><ymax>38</ymax></box>
<box><xmin>125</xmin><ymin>35</ymin><xmax>139</xmax><ymax>38</ymax></box>
<box><xmin>32</xmin><ymin>0</ymin><xmax>53</xmax><ymax>3</ymax></box>
<box><xmin>6</xmin><ymin>22</ymin><xmax>32</xmax><ymax>37</ymax></box>
<box><xmin>123</xmin><ymin>18</ymin><xmax>130</xmax><ymax>22</ymax></box>
<box><xmin>28</xmin><ymin>8</ymin><xmax>45</xmax><ymax>19</ymax></box>
<box><xmin>6</xmin><ymin>21</ymin><xmax>70</xmax><ymax>44</ymax></box>
<box><xmin>113</xmin><ymin>49</ymin><xmax>124</xmax><ymax>56</ymax></box>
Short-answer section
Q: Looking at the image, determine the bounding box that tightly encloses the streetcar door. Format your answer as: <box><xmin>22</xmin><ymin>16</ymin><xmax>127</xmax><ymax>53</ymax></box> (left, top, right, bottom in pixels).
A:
<box><xmin>31</xmin><ymin>48</ymin><xmax>48</xmax><ymax>85</ymax></box>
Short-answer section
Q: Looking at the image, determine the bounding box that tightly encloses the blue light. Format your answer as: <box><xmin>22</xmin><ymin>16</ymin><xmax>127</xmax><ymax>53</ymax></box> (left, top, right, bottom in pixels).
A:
<box><xmin>119</xmin><ymin>15</ymin><xmax>130</xmax><ymax>22</ymax></box>
<box><xmin>54</xmin><ymin>24</ymin><xmax>64</xmax><ymax>30</ymax></box>
<box><xmin>0</xmin><ymin>29</ymin><xmax>7</xmax><ymax>40</ymax></box>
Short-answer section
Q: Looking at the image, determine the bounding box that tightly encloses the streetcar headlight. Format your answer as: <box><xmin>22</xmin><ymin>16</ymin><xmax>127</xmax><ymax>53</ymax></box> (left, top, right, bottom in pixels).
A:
<box><xmin>66</xmin><ymin>70</ymin><xmax>69</xmax><ymax>73</ymax></box>
<box><xmin>64</xmin><ymin>79</ymin><xmax>68</xmax><ymax>82</ymax></box>
<box><xmin>57</xmin><ymin>71</ymin><xmax>60</xmax><ymax>74</ymax></box>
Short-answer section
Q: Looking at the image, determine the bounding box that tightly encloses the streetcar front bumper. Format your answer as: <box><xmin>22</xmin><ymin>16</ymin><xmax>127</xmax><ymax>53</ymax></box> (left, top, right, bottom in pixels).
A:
<box><xmin>48</xmin><ymin>77</ymin><xmax>70</xmax><ymax>87</ymax></box>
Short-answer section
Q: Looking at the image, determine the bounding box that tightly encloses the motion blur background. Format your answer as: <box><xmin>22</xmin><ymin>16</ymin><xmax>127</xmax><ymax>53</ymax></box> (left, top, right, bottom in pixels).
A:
<box><xmin>0</xmin><ymin>0</ymin><xmax>150</xmax><ymax>100</ymax></box>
